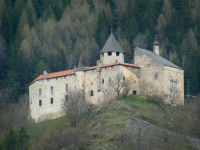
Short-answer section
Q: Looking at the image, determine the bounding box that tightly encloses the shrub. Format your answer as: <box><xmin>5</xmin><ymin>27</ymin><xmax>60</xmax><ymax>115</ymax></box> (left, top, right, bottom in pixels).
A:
<box><xmin>146</xmin><ymin>94</ymin><xmax>164</xmax><ymax>106</ymax></box>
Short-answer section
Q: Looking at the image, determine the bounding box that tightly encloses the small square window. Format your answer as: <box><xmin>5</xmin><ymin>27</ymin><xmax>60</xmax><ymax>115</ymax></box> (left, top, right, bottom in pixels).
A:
<box><xmin>39</xmin><ymin>100</ymin><xmax>42</xmax><ymax>106</ymax></box>
<box><xmin>116</xmin><ymin>52</ymin><xmax>120</xmax><ymax>56</ymax></box>
<box><xmin>91</xmin><ymin>82</ymin><xmax>93</xmax><ymax>86</ymax></box>
<box><xmin>66</xmin><ymin>84</ymin><xmax>68</xmax><ymax>92</ymax></box>
<box><xmin>51</xmin><ymin>98</ymin><xmax>53</xmax><ymax>104</ymax></box>
<box><xmin>39</xmin><ymin>89</ymin><xmax>42</xmax><ymax>96</ymax></box>
<box><xmin>133</xmin><ymin>91</ymin><xmax>137</xmax><ymax>95</ymax></box>
<box><xmin>102</xmin><ymin>79</ymin><xmax>104</xmax><ymax>84</ymax></box>
<box><xmin>98</xmin><ymin>89</ymin><xmax>100</xmax><ymax>92</ymax></box>
<box><xmin>108</xmin><ymin>52</ymin><xmax>112</xmax><ymax>56</ymax></box>
<box><xmin>91</xmin><ymin>90</ymin><xmax>93</xmax><ymax>96</ymax></box>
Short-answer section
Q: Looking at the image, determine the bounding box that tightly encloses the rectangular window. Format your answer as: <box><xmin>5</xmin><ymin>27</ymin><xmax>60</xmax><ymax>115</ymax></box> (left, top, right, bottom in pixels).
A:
<box><xmin>116</xmin><ymin>52</ymin><xmax>120</xmax><ymax>56</ymax></box>
<box><xmin>91</xmin><ymin>82</ymin><xmax>93</xmax><ymax>86</ymax></box>
<box><xmin>39</xmin><ymin>89</ymin><xmax>42</xmax><ymax>96</ymax></box>
<box><xmin>39</xmin><ymin>100</ymin><xmax>42</xmax><ymax>106</ymax></box>
<box><xmin>123</xmin><ymin>76</ymin><xmax>126</xmax><ymax>81</ymax></box>
<box><xmin>108</xmin><ymin>52</ymin><xmax>112</xmax><ymax>56</ymax></box>
<box><xmin>51</xmin><ymin>87</ymin><xmax>53</xmax><ymax>94</ymax></box>
<box><xmin>91</xmin><ymin>90</ymin><xmax>93</xmax><ymax>96</ymax></box>
<box><xmin>51</xmin><ymin>98</ymin><xmax>53</xmax><ymax>104</ymax></box>
<box><xmin>109</xmin><ymin>77</ymin><xmax>111</xmax><ymax>82</ymax></box>
<box><xmin>155</xmin><ymin>74</ymin><xmax>158</xmax><ymax>79</ymax></box>
<box><xmin>66</xmin><ymin>84</ymin><xmax>68</xmax><ymax>92</ymax></box>
<box><xmin>102</xmin><ymin>79</ymin><xmax>104</xmax><ymax>84</ymax></box>
<box><xmin>133</xmin><ymin>91</ymin><xmax>137</xmax><ymax>95</ymax></box>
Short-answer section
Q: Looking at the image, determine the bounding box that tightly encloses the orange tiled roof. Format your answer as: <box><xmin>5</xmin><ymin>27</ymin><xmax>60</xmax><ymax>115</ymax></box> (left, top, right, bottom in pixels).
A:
<box><xmin>30</xmin><ymin>69</ymin><xmax>75</xmax><ymax>85</ymax></box>
<box><xmin>30</xmin><ymin>63</ymin><xmax>140</xmax><ymax>85</ymax></box>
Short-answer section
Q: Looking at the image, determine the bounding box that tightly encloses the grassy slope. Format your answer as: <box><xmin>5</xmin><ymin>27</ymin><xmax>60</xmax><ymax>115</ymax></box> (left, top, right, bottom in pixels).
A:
<box><xmin>26</xmin><ymin>95</ymin><xmax>199</xmax><ymax>150</ymax></box>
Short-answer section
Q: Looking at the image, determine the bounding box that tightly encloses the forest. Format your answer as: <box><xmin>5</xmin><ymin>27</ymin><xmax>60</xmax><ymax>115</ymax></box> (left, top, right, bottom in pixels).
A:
<box><xmin>0</xmin><ymin>0</ymin><xmax>200</xmax><ymax>102</ymax></box>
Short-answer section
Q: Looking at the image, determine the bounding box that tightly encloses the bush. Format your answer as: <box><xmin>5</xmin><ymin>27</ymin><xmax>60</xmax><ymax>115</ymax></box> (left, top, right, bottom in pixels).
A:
<box><xmin>146</xmin><ymin>94</ymin><xmax>164</xmax><ymax>106</ymax></box>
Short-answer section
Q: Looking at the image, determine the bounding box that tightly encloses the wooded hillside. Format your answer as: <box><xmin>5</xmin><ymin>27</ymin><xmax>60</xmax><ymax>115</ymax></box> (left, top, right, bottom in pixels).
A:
<box><xmin>0</xmin><ymin>0</ymin><xmax>200</xmax><ymax>102</ymax></box>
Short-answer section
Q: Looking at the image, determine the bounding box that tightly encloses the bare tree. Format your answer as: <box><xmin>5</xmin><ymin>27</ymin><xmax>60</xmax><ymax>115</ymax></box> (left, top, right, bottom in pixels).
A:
<box><xmin>168</xmin><ymin>80</ymin><xmax>180</xmax><ymax>107</ymax></box>
<box><xmin>62</xmin><ymin>91</ymin><xmax>90</xmax><ymax>127</ymax></box>
<box><xmin>107</xmin><ymin>72</ymin><xmax>133</xmax><ymax>100</ymax></box>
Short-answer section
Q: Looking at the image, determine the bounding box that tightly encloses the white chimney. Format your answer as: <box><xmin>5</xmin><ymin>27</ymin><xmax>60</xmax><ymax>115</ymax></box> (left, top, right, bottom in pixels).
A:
<box><xmin>43</xmin><ymin>71</ymin><xmax>48</xmax><ymax>79</ymax></box>
<box><xmin>153</xmin><ymin>40</ymin><xmax>159</xmax><ymax>55</ymax></box>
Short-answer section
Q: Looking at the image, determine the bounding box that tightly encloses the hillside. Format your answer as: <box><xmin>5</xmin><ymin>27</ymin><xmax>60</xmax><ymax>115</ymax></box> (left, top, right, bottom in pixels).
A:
<box><xmin>0</xmin><ymin>0</ymin><xmax>200</xmax><ymax>103</ymax></box>
<box><xmin>1</xmin><ymin>95</ymin><xmax>198</xmax><ymax>150</ymax></box>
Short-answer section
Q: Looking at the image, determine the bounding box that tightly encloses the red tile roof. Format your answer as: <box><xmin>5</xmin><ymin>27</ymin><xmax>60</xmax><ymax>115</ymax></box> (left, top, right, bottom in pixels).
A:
<box><xmin>30</xmin><ymin>63</ymin><xmax>140</xmax><ymax>85</ymax></box>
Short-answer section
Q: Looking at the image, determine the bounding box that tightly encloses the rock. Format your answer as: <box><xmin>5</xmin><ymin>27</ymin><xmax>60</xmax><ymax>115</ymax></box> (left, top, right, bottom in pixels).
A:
<box><xmin>125</xmin><ymin>118</ymin><xmax>152</xmax><ymax>131</ymax></box>
<box><xmin>112</xmin><ymin>100</ymin><xmax>133</xmax><ymax>111</ymax></box>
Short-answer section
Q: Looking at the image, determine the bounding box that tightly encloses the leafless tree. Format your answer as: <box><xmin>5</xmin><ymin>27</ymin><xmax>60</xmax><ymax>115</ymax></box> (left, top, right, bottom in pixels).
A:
<box><xmin>62</xmin><ymin>91</ymin><xmax>90</xmax><ymax>127</ymax></box>
<box><xmin>107</xmin><ymin>72</ymin><xmax>133</xmax><ymax>100</ymax></box>
<box><xmin>168</xmin><ymin>80</ymin><xmax>180</xmax><ymax>107</ymax></box>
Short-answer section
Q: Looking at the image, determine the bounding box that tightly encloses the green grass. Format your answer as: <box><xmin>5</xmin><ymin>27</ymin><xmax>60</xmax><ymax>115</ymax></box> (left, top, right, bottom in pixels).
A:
<box><xmin>123</xmin><ymin>95</ymin><xmax>153</xmax><ymax>108</ymax></box>
<box><xmin>26</xmin><ymin>116</ymin><xmax>70</xmax><ymax>137</ymax></box>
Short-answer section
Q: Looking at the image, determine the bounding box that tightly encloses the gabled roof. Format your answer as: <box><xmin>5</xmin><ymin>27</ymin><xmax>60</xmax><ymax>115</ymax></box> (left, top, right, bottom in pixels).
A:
<box><xmin>30</xmin><ymin>63</ymin><xmax>140</xmax><ymax>85</ymax></box>
<box><xmin>101</xmin><ymin>33</ymin><xmax>125</xmax><ymax>54</ymax></box>
<box><xmin>136</xmin><ymin>47</ymin><xmax>181</xmax><ymax>69</ymax></box>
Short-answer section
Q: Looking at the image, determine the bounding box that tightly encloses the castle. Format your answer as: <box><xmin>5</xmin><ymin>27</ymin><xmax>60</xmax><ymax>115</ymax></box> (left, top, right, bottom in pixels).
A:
<box><xmin>29</xmin><ymin>33</ymin><xmax>184</xmax><ymax>122</ymax></box>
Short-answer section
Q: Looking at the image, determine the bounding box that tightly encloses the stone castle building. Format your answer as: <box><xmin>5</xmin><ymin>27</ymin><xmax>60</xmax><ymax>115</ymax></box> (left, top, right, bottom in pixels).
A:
<box><xmin>29</xmin><ymin>33</ymin><xmax>184</xmax><ymax>122</ymax></box>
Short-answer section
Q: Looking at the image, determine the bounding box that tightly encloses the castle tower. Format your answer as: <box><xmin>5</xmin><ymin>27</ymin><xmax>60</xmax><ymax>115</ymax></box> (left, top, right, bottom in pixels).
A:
<box><xmin>153</xmin><ymin>37</ymin><xmax>159</xmax><ymax>55</ymax></box>
<box><xmin>100</xmin><ymin>32</ymin><xmax>125</xmax><ymax>65</ymax></box>
<box><xmin>75</xmin><ymin>57</ymin><xmax>84</xmax><ymax>91</ymax></box>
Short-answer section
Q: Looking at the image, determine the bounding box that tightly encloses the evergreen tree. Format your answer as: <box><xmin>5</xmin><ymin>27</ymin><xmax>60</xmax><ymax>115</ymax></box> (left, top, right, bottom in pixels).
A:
<box><xmin>87</xmin><ymin>0</ymin><xmax>95</xmax><ymax>13</ymax></box>
<box><xmin>53</xmin><ymin>2</ymin><xmax>63</xmax><ymax>21</ymax></box>
<box><xmin>3</xmin><ymin>128</ymin><xmax>18</xmax><ymax>150</ymax></box>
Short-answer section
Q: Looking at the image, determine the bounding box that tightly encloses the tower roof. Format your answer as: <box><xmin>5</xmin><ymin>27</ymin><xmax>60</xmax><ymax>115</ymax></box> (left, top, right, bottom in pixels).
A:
<box><xmin>100</xmin><ymin>33</ymin><xmax>125</xmax><ymax>54</ymax></box>
<box><xmin>76</xmin><ymin>57</ymin><xmax>84</xmax><ymax>71</ymax></box>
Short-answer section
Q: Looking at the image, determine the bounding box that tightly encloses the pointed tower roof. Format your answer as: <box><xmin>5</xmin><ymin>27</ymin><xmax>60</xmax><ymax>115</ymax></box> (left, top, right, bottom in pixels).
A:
<box><xmin>100</xmin><ymin>33</ymin><xmax>125</xmax><ymax>54</ymax></box>
<box><xmin>76</xmin><ymin>57</ymin><xmax>84</xmax><ymax>72</ymax></box>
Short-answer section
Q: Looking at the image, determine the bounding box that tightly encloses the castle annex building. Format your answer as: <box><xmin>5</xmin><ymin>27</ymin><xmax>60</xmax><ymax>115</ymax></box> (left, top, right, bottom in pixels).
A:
<box><xmin>29</xmin><ymin>33</ymin><xmax>184</xmax><ymax>122</ymax></box>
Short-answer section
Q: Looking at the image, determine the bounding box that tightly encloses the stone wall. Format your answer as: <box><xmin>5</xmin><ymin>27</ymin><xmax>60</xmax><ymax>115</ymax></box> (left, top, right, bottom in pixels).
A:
<box><xmin>101</xmin><ymin>52</ymin><xmax>124</xmax><ymax>65</ymax></box>
<box><xmin>29</xmin><ymin>74</ymin><xmax>76</xmax><ymax>122</ymax></box>
<box><xmin>134</xmin><ymin>48</ymin><xmax>165</xmax><ymax>95</ymax></box>
<box><xmin>164</xmin><ymin>66</ymin><xmax>184</xmax><ymax>105</ymax></box>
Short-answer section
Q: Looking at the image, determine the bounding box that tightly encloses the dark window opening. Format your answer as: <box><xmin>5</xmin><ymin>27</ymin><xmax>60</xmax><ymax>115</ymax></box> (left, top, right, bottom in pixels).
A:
<box><xmin>66</xmin><ymin>84</ymin><xmax>68</xmax><ymax>91</ymax></box>
<box><xmin>98</xmin><ymin>89</ymin><xmax>100</xmax><ymax>92</ymax></box>
<box><xmin>116</xmin><ymin>52</ymin><xmax>120</xmax><ymax>56</ymax></box>
<box><xmin>91</xmin><ymin>90</ymin><xmax>93</xmax><ymax>96</ymax></box>
<box><xmin>111</xmin><ymin>66</ymin><xmax>113</xmax><ymax>69</ymax></box>
<box><xmin>39</xmin><ymin>89</ymin><xmax>42</xmax><ymax>96</ymax></box>
<box><xmin>155</xmin><ymin>74</ymin><xmax>158</xmax><ymax>79</ymax></box>
<box><xmin>51</xmin><ymin>98</ymin><xmax>53</xmax><ymax>104</ymax></box>
<box><xmin>102</xmin><ymin>79</ymin><xmax>104</xmax><ymax>84</ymax></box>
<box><xmin>149</xmin><ymin>64</ymin><xmax>150</xmax><ymax>67</ymax></box>
<box><xmin>123</xmin><ymin>76</ymin><xmax>126</xmax><ymax>81</ymax></box>
<box><xmin>108</xmin><ymin>52</ymin><xmax>112</xmax><ymax>56</ymax></box>
<box><xmin>109</xmin><ymin>77</ymin><xmax>111</xmax><ymax>82</ymax></box>
<box><xmin>51</xmin><ymin>87</ymin><xmax>53</xmax><ymax>94</ymax></box>
<box><xmin>39</xmin><ymin>100</ymin><xmax>42</xmax><ymax>106</ymax></box>
<box><xmin>133</xmin><ymin>91</ymin><xmax>137</xmax><ymax>95</ymax></box>
<box><xmin>65</xmin><ymin>95</ymin><xmax>68</xmax><ymax>102</ymax></box>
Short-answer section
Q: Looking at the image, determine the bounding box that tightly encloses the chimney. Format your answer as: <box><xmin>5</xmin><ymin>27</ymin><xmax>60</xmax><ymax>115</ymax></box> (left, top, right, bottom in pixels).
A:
<box><xmin>153</xmin><ymin>35</ymin><xmax>159</xmax><ymax>55</ymax></box>
<box><xmin>97</xmin><ymin>60</ymin><xmax>102</xmax><ymax>71</ymax></box>
<box><xmin>43</xmin><ymin>71</ymin><xmax>48</xmax><ymax>79</ymax></box>
<box><xmin>115</xmin><ymin>59</ymin><xmax>118</xmax><ymax>64</ymax></box>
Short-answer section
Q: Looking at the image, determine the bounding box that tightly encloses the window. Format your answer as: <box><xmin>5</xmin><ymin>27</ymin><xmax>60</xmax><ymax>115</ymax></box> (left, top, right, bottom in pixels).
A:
<box><xmin>91</xmin><ymin>82</ymin><xmax>93</xmax><ymax>86</ymax></box>
<box><xmin>39</xmin><ymin>89</ymin><xmax>42</xmax><ymax>96</ymax></box>
<box><xmin>39</xmin><ymin>100</ymin><xmax>42</xmax><ymax>106</ymax></box>
<box><xmin>102</xmin><ymin>79</ymin><xmax>104</xmax><ymax>84</ymax></box>
<box><xmin>98</xmin><ymin>89</ymin><xmax>100</xmax><ymax>92</ymax></box>
<box><xmin>133</xmin><ymin>91</ymin><xmax>137</xmax><ymax>95</ymax></box>
<box><xmin>64</xmin><ymin>76</ymin><xmax>66</xmax><ymax>79</ymax></box>
<box><xmin>66</xmin><ymin>84</ymin><xmax>68</xmax><ymax>92</ymax></box>
<box><xmin>109</xmin><ymin>77</ymin><xmax>111</xmax><ymax>82</ymax></box>
<box><xmin>155</xmin><ymin>74</ymin><xmax>158</xmax><ymax>79</ymax></box>
<box><xmin>105</xmin><ymin>67</ymin><xmax>107</xmax><ymax>70</ymax></box>
<box><xmin>51</xmin><ymin>87</ymin><xmax>53</xmax><ymax>94</ymax></box>
<box><xmin>149</xmin><ymin>64</ymin><xmax>150</xmax><ymax>67</ymax></box>
<box><xmin>116</xmin><ymin>52</ymin><xmax>120</xmax><ymax>56</ymax></box>
<box><xmin>108</xmin><ymin>52</ymin><xmax>112</xmax><ymax>56</ymax></box>
<box><xmin>90</xmin><ymin>90</ymin><xmax>93</xmax><ymax>96</ymax></box>
<box><xmin>51</xmin><ymin>98</ymin><xmax>53</xmax><ymax>104</ymax></box>
<box><xmin>123</xmin><ymin>76</ymin><xmax>126</xmax><ymax>81</ymax></box>
<box><xmin>111</xmin><ymin>66</ymin><xmax>113</xmax><ymax>69</ymax></box>
<box><xmin>31</xmin><ymin>99</ymin><xmax>32</xmax><ymax>104</ymax></box>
